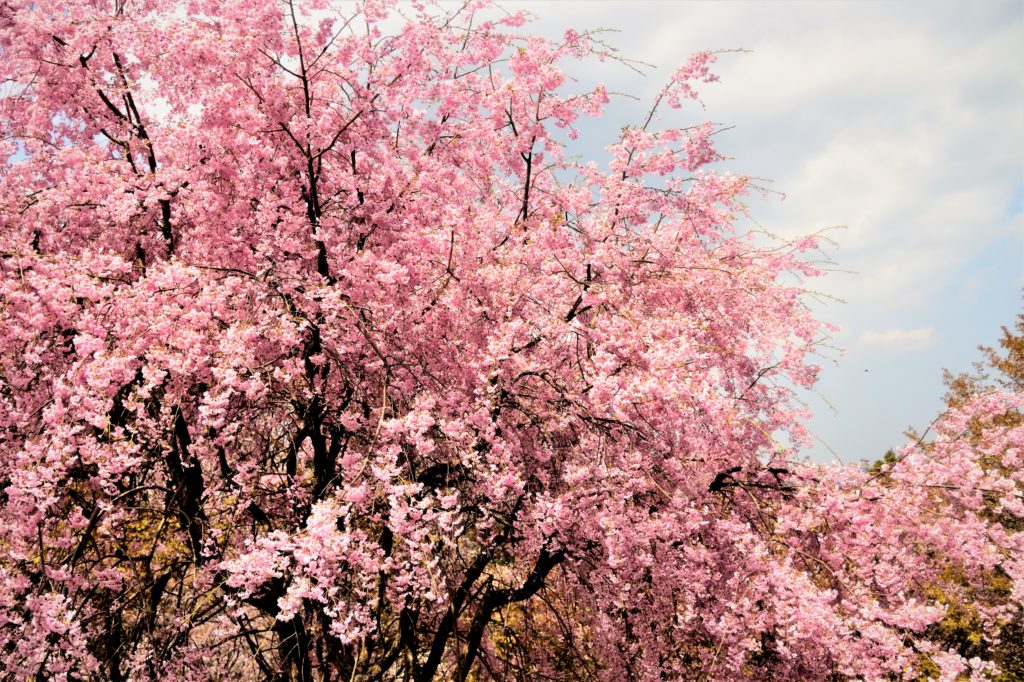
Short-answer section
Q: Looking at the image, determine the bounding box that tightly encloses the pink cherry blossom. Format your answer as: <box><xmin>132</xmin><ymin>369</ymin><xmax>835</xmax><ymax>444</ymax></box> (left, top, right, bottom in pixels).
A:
<box><xmin>0</xmin><ymin>1</ymin><xmax>1019</xmax><ymax>680</ymax></box>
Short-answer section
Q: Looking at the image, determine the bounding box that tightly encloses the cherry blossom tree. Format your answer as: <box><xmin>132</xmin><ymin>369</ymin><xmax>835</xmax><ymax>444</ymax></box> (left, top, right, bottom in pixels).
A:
<box><xmin>906</xmin><ymin>313</ymin><xmax>1024</xmax><ymax>680</ymax></box>
<box><xmin>0</xmin><ymin>1</ymin><xmax>1019</xmax><ymax>680</ymax></box>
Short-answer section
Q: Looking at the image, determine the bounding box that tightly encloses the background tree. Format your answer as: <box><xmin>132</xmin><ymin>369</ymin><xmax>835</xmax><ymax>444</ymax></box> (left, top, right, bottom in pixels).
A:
<box><xmin>944</xmin><ymin>312</ymin><xmax>1024</xmax><ymax>412</ymax></box>
<box><xmin>0</xmin><ymin>1</ymin><xmax>1019</xmax><ymax>680</ymax></box>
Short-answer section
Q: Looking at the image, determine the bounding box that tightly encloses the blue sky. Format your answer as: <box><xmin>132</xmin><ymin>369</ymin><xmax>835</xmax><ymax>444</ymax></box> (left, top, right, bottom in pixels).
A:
<box><xmin>509</xmin><ymin>0</ymin><xmax>1024</xmax><ymax>463</ymax></box>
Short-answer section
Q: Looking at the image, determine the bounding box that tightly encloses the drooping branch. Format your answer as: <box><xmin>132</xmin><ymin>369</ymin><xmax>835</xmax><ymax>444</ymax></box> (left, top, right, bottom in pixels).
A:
<box><xmin>456</xmin><ymin>545</ymin><xmax>566</xmax><ymax>681</ymax></box>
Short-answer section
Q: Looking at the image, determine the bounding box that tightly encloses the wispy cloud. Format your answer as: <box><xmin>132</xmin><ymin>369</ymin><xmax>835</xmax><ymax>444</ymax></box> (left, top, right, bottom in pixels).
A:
<box><xmin>858</xmin><ymin>327</ymin><xmax>936</xmax><ymax>351</ymax></box>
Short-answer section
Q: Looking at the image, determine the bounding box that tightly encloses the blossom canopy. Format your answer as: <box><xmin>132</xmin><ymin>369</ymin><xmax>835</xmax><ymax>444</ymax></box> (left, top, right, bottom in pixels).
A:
<box><xmin>0</xmin><ymin>1</ymin><xmax>1020</xmax><ymax>680</ymax></box>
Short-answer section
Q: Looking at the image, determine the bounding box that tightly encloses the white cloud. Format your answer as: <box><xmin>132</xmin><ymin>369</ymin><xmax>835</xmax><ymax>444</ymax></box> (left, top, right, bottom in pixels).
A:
<box><xmin>517</xmin><ymin>2</ymin><xmax>1023</xmax><ymax>312</ymax></box>
<box><xmin>858</xmin><ymin>326</ymin><xmax>937</xmax><ymax>351</ymax></box>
